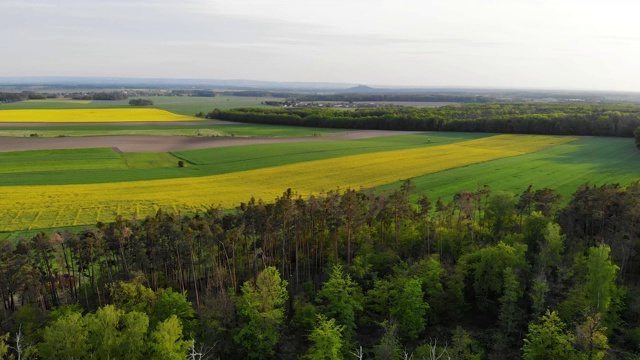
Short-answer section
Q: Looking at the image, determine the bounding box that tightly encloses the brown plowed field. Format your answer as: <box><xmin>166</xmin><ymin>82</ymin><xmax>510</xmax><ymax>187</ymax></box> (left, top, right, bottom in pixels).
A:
<box><xmin>0</xmin><ymin>130</ymin><xmax>422</xmax><ymax>153</ymax></box>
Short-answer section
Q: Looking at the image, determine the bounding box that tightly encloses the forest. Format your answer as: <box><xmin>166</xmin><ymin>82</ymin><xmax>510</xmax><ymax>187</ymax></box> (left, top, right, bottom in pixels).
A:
<box><xmin>71</xmin><ymin>92</ymin><xmax>128</xmax><ymax>101</ymax></box>
<box><xmin>208</xmin><ymin>103</ymin><xmax>640</xmax><ymax>137</ymax></box>
<box><xmin>0</xmin><ymin>92</ymin><xmax>55</xmax><ymax>103</ymax></box>
<box><xmin>1</xmin><ymin>180</ymin><xmax>640</xmax><ymax>359</ymax></box>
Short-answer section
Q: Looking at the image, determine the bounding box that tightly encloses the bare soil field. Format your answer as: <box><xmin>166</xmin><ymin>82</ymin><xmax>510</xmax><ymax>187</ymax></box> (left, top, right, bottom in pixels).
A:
<box><xmin>0</xmin><ymin>120</ymin><xmax>230</xmax><ymax>127</ymax></box>
<box><xmin>0</xmin><ymin>130</ymin><xmax>423</xmax><ymax>153</ymax></box>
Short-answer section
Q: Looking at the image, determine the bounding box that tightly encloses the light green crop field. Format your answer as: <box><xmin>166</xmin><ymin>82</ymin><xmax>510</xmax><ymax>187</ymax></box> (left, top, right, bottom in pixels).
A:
<box><xmin>0</xmin><ymin>134</ymin><xmax>573</xmax><ymax>234</ymax></box>
<box><xmin>0</xmin><ymin>148</ymin><xmax>179</xmax><ymax>174</ymax></box>
<box><xmin>379</xmin><ymin>136</ymin><xmax>640</xmax><ymax>202</ymax></box>
<box><xmin>150</xmin><ymin>96</ymin><xmax>282</xmax><ymax>114</ymax></box>
<box><xmin>0</xmin><ymin>133</ymin><xmax>483</xmax><ymax>186</ymax></box>
<box><xmin>0</xmin><ymin>133</ymin><xmax>638</xmax><ymax>238</ymax></box>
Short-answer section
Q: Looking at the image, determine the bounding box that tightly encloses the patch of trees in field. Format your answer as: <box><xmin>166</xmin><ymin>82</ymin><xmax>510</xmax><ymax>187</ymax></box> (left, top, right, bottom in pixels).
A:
<box><xmin>129</xmin><ymin>98</ymin><xmax>154</xmax><ymax>106</ymax></box>
<box><xmin>170</xmin><ymin>90</ymin><xmax>218</xmax><ymax>97</ymax></box>
<box><xmin>0</xmin><ymin>92</ymin><xmax>56</xmax><ymax>103</ymax></box>
<box><xmin>2</xmin><ymin>181</ymin><xmax>640</xmax><ymax>358</ymax></box>
<box><xmin>71</xmin><ymin>92</ymin><xmax>128</xmax><ymax>101</ymax></box>
<box><xmin>209</xmin><ymin>103</ymin><xmax>640</xmax><ymax>137</ymax></box>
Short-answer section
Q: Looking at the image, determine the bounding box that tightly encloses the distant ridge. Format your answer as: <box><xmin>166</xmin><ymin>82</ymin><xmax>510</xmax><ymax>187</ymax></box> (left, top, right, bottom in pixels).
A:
<box><xmin>0</xmin><ymin>76</ymin><xmax>359</xmax><ymax>91</ymax></box>
<box><xmin>339</xmin><ymin>85</ymin><xmax>384</xmax><ymax>93</ymax></box>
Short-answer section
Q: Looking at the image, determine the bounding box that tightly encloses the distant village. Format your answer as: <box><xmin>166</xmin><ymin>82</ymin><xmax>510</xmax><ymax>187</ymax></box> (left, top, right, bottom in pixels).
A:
<box><xmin>262</xmin><ymin>100</ymin><xmax>403</xmax><ymax>109</ymax></box>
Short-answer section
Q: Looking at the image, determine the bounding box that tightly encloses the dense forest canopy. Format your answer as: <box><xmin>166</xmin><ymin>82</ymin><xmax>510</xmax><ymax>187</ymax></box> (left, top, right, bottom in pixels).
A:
<box><xmin>1</xmin><ymin>180</ymin><xmax>640</xmax><ymax>359</ymax></box>
<box><xmin>209</xmin><ymin>103</ymin><xmax>640</xmax><ymax>137</ymax></box>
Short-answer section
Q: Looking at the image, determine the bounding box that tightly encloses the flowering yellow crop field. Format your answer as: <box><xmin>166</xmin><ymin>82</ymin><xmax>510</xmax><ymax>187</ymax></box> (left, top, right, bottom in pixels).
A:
<box><xmin>0</xmin><ymin>109</ymin><xmax>199</xmax><ymax>122</ymax></box>
<box><xmin>0</xmin><ymin>135</ymin><xmax>575</xmax><ymax>231</ymax></box>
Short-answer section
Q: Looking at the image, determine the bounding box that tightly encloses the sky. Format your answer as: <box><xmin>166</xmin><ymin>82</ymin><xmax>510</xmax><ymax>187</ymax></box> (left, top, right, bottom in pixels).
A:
<box><xmin>2</xmin><ymin>0</ymin><xmax>640</xmax><ymax>91</ymax></box>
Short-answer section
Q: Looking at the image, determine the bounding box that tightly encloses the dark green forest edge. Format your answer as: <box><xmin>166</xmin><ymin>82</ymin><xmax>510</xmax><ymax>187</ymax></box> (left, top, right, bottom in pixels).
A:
<box><xmin>2</xmin><ymin>181</ymin><xmax>640</xmax><ymax>359</ymax></box>
<box><xmin>209</xmin><ymin>103</ymin><xmax>640</xmax><ymax>137</ymax></box>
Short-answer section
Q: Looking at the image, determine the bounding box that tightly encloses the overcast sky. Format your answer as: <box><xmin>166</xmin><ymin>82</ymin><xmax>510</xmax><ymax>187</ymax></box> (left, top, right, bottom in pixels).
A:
<box><xmin>3</xmin><ymin>0</ymin><xmax>640</xmax><ymax>91</ymax></box>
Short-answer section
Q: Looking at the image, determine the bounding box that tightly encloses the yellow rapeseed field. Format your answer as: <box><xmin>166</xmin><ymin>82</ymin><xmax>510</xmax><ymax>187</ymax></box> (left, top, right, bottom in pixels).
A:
<box><xmin>0</xmin><ymin>135</ymin><xmax>576</xmax><ymax>231</ymax></box>
<box><xmin>0</xmin><ymin>109</ymin><xmax>199</xmax><ymax>122</ymax></box>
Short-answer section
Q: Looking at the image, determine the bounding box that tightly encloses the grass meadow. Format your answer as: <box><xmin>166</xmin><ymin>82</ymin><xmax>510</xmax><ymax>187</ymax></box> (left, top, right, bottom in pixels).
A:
<box><xmin>380</xmin><ymin>136</ymin><xmax>640</xmax><ymax>201</ymax></box>
<box><xmin>0</xmin><ymin>148</ymin><xmax>179</xmax><ymax>174</ymax></box>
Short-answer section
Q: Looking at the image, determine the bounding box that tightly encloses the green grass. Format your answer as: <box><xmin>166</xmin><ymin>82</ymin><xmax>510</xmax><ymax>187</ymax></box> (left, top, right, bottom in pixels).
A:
<box><xmin>378</xmin><ymin>136</ymin><xmax>640</xmax><ymax>202</ymax></box>
<box><xmin>0</xmin><ymin>96</ymin><xmax>279</xmax><ymax>115</ymax></box>
<box><xmin>150</xmin><ymin>96</ymin><xmax>281</xmax><ymax>114</ymax></box>
<box><xmin>0</xmin><ymin>132</ymin><xmax>484</xmax><ymax>186</ymax></box>
<box><xmin>1</xmin><ymin>225</ymin><xmax>92</xmax><ymax>243</ymax></box>
<box><xmin>0</xmin><ymin>148</ymin><xmax>179</xmax><ymax>175</ymax></box>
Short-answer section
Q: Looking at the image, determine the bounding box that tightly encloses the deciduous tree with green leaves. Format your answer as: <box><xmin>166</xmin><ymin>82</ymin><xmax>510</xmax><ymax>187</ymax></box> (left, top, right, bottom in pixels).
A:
<box><xmin>522</xmin><ymin>310</ymin><xmax>578</xmax><ymax>360</ymax></box>
<box><xmin>305</xmin><ymin>315</ymin><xmax>346</xmax><ymax>360</ymax></box>
<box><xmin>391</xmin><ymin>277</ymin><xmax>428</xmax><ymax>340</ymax></box>
<box><xmin>148</xmin><ymin>315</ymin><xmax>191</xmax><ymax>360</ymax></box>
<box><xmin>585</xmin><ymin>244</ymin><xmax>619</xmax><ymax>314</ymax></box>
<box><xmin>0</xmin><ymin>332</ymin><xmax>9</xmax><ymax>359</ymax></box>
<box><xmin>38</xmin><ymin>311</ymin><xmax>89</xmax><ymax>360</ymax></box>
<box><xmin>317</xmin><ymin>265</ymin><xmax>363</xmax><ymax>340</ymax></box>
<box><xmin>574</xmin><ymin>313</ymin><xmax>609</xmax><ymax>360</ymax></box>
<box><xmin>499</xmin><ymin>267</ymin><xmax>523</xmax><ymax>335</ymax></box>
<box><xmin>234</xmin><ymin>266</ymin><xmax>289</xmax><ymax>359</ymax></box>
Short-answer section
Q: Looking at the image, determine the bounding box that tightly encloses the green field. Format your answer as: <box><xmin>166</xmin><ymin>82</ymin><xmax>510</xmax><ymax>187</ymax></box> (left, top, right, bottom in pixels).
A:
<box><xmin>0</xmin><ymin>96</ymin><xmax>279</xmax><ymax>115</ymax></box>
<box><xmin>1</xmin><ymin>131</ymin><xmax>639</xmax><ymax>239</ymax></box>
<box><xmin>0</xmin><ymin>148</ymin><xmax>179</xmax><ymax>174</ymax></box>
<box><xmin>1</xmin><ymin>99</ymin><xmax>639</xmax><ymax>238</ymax></box>
<box><xmin>380</xmin><ymin>136</ymin><xmax>640</xmax><ymax>201</ymax></box>
<box><xmin>1</xmin><ymin>132</ymin><xmax>638</xmax><ymax>196</ymax></box>
<box><xmin>0</xmin><ymin>132</ymin><xmax>483</xmax><ymax>186</ymax></box>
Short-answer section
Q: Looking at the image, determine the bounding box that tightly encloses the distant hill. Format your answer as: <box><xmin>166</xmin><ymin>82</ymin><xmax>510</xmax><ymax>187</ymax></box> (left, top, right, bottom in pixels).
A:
<box><xmin>2</xmin><ymin>77</ymin><xmax>640</xmax><ymax>102</ymax></box>
<box><xmin>0</xmin><ymin>76</ymin><xmax>359</xmax><ymax>91</ymax></box>
<box><xmin>339</xmin><ymin>85</ymin><xmax>384</xmax><ymax>93</ymax></box>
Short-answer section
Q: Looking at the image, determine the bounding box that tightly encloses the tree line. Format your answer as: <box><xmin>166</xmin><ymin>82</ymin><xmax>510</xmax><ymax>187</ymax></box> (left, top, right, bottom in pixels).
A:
<box><xmin>0</xmin><ymin>92</ymin><xmax>56</xmax><ymax>103</ymax></box>
<box><xmin>208</xmin><ymin>103</ymin><xmax>640</xmax><ymax>137</ymax></box>
<box><xmin>1</xmin><ymin>181</ymin><xmax>640</xmax><ymax>359</ymax></box>
<box><xmin>71</xmin><ymin>92</ymin><xmax>128</xmax><ymax>101</ymax></box>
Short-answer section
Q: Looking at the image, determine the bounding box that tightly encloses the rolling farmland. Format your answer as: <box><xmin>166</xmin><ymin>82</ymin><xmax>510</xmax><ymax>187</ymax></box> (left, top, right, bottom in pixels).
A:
<box><xmin>0</xmin><ymin>105</ymin><xmax>638</xmax><ymax>237</ymax></box>
<box><xmin>0</xmin><ymin>135</ymin><xmax>576</xmax><ymax>232</ymax></box>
